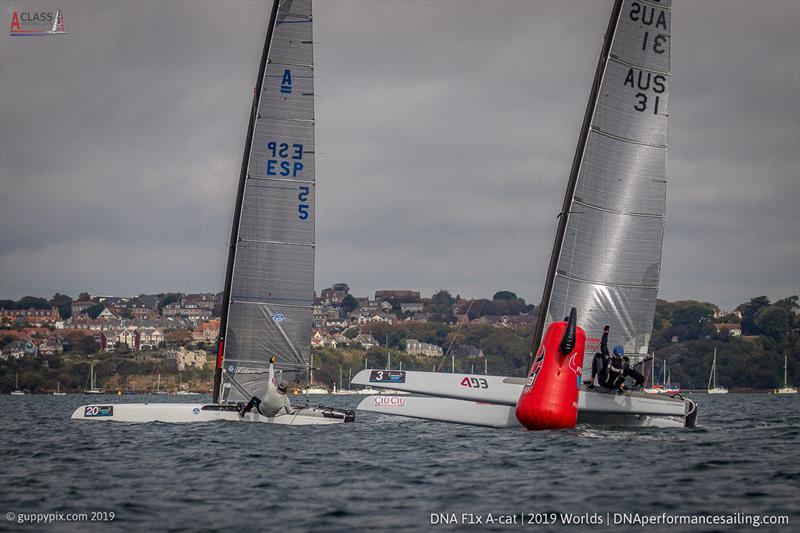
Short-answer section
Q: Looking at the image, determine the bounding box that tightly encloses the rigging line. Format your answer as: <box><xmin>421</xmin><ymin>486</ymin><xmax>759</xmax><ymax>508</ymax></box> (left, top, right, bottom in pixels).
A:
<box><xmin>436</xmin><ymin>47</ymin><xmax>601</xmax><ymax>373</ymax></box>
<box><xmin>180</xmin><ymin>154</ymin><xmax>237</xmax><ymax>297</ymax></box>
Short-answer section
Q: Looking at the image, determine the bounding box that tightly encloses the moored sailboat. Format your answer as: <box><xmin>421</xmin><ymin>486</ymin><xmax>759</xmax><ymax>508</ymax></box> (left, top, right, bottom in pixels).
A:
<box><xmin>354</xmin><ymin>0</ymin><xmax>696</xmax><ymax>428</ymax></box>
<box><xmin>11</xmin><ymin>373</ymin><xmax>25</xmax><ymax>396</ymax></box>
<box><xmin>83</xmin><ymin>363</ymin><xmax>105</xmax><ymax>394</ymax></box>
<box><xmin>707</xmin><ymin>348</ymin><xmax>728</xmax><ymax>394</ymax></box>
<box><xmin>73</xmin><ymin>0</ymin><xmax>352</xmax><ymax>424</ymax></box>
<box><xmin>775</xmin><ymin>355</ymin><xmax>797</xmax><ymax>394</ymax></box>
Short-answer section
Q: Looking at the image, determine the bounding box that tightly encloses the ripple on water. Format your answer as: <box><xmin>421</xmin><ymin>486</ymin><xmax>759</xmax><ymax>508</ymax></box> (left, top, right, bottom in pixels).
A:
<box><xmin>0</xmin><ymin>394</ymin><xmax>798</xmax><ymax>532</ymax></box>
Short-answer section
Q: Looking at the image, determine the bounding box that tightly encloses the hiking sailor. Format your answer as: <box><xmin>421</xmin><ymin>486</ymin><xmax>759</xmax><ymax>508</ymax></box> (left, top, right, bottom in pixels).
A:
<box><xmin>584</xmin><ymin>326</ymin><xmax>644</xmax><ymax>392</ymax></box>
<box><xmin>239</xmin><ymin>356</ymin><xmax>295</xmax><ymax>417</ymax></box>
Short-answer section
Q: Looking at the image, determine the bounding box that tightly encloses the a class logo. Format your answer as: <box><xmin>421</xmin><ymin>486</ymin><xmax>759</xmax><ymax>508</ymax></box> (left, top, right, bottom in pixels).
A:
<box><xmin>10</xmin><ymin>9</ymin><xmax>67</xmax><ymax>36</ymax></box>
<box><xmin>280</xmin><ymin>70</ymin><xmax>292</xmax><ymax>94</ymax></box>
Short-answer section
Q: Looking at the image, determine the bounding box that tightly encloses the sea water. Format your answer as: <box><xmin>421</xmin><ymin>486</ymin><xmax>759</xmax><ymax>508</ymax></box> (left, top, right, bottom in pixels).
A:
<box><xmin>0</xmin><ymin>394</ymin><xmax>797</xmax><ymax>532</ymax></box>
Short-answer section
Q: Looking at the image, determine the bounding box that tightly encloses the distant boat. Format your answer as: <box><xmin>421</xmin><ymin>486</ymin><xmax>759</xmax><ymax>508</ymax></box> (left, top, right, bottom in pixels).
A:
<box><xmin>152</xmin><ymin>373</ymin><xmax>169</xmax><ymax>395</ymax></box>
<box><xmin>331</xmin><ymin>368</ymin><xmax>361</xmax><ymax>395</ymax></box>
<box><xmin>11</xmin><ymin>373</ymin><xmax>25</xmax><ymax>395</ymax></box>
<box><xmin>53</xmin><ymin>381</ymin><xmax>66</xmax><ymax>396</ymax></box>
<box><xmin>302</xmin><ymin>386</ymin><xmax>330</xmax><ymax>395</ymax></box>
<box><xmin>776</xmin><ymin>355</ymin><xmax>797</xmax><ymax>394</ymax></box>
<box><xmin>707</xmin><ymin>348</ymin><xmax>728</xmax><ymax>394</ymax></box>
<box><xmin>84</xmin><ymin>363</ymin><xmax>105</xmax><ymax>394</ymax></box>
<box><xmin>663</xmin><ymin>366</ymin><xmax>680</xmax><ymax>395</ymax></box>
<box><xmin>643</xmin><ymin>358</ymin><xmax>679</xmax><ymax>395</ymax></box>
<box><xmin>641</xmin><ymin>354</ymin><xmax>662</xmax><ymax>394</ymax></box>
<box><xmin>175</xmin><ymin>372</ymin><xmax>199</xmax><ymax>395</ymax></box>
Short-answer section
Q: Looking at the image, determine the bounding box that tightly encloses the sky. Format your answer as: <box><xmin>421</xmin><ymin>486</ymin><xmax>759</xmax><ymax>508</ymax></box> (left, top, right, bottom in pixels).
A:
<box><xmin>0</xmin><ymin>0</ymin><xmax>798</xmax><ymax>311</ymax></box>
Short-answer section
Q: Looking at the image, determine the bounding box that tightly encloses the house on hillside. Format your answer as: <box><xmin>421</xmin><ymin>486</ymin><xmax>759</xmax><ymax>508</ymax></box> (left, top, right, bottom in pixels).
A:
<box><xmin>312</xmin><ymin>330</ymin><xmax>339</xmax><ymax>348</ymax></box>
<box><xmin>35</xmin><ymin>337</ymin><xmax>64</xmax><ymax>355</ymax></box>
<box><xmin>404</xmin><ymin>339</ymin><xmax>443</xmax><ymax>357</ymax></box>
<box><xmin>1</xmin><ymin>340</ymin><xmax>38</xmax><ymax>359</ymax></box>
<box><xmin>70</xmin><ymin>300</ymin><xmax>95</xmax><ymax>316</ymax></box>
<box><xmin>97</xmin><ymin>307</ymin><xmax>119</xmax><ymax>320</ymax></box>
<box><xmin>713</xmin><ymin>323</ymin><xmax>742</xmax><ymax>337</ymax></box>
<box><xmin>192</xmin><ymin>320</ymin><xmax>220</xmax><ymax>343</ymax></box>
<box><xmin>0</xmin><ymin>306</ymin><xmax>61</xmax><ymax>324</ymax></box>
<box><xmin>400</xmin><ymin>302</ymin><xmax>424</xmax><ymax>314</ymax></box>
<box><xmin>139</xmin><ymin>327</ymin><xmax>165</xmax><ymax>348</ymax></box>
<box><xmin>353</xmin><ymin>334</ymin><xmax>379</xmax><ymax>349</ymax></box>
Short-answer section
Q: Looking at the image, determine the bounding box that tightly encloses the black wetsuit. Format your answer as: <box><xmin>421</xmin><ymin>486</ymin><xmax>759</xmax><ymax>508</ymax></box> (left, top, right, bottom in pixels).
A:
<box><xmin>590</xmin><ymin>330</ymin><xmax>612</xmax><ymax>385</ymax></box>
<box><xmin>590</xmin><ymin>330</ymin><xmax>644</xmax><ymax>389</ymax></box>
<box><xmin>621</xmin><ymin>357</ymin><xmax>645</xmax><ymax>387</ymax></box>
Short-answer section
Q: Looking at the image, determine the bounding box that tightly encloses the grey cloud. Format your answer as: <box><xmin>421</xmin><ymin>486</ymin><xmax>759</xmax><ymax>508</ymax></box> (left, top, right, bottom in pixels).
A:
<box><xmin>1</xmin><ymin>0</ymin><xmax>797</xmax><ymax>310</ymax></box>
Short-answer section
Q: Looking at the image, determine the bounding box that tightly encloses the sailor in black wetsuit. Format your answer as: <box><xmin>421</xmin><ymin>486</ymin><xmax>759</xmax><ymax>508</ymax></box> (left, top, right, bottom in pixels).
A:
<box><xmin>585</xmin><ymin>325</ymin><xmax>612</xmax><ymax>389</ymax></box>
<box><xmin>621</xmin><ymin>355</ymin><xmax>645</xmax><ymax>390</ymax></box>
<box><xmin>584</xmin><ymin>326</ymin><xmax>645</xmax><ymax>392</ymax></box>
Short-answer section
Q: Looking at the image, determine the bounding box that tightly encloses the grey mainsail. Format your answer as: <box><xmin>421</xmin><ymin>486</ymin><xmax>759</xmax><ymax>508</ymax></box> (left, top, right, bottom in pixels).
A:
<box><xmin>534</xmin><ymin>0</ymin><xmax>671</xmax><ymax>368</ymax></box>
<box><xmin>215</xmin><ymin>0</ymin><xmax>315</xmax><ymax>403</ymax></box>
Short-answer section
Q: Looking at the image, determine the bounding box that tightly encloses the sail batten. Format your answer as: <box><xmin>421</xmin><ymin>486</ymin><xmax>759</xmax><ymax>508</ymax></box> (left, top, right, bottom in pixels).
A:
<box><xmin>537</xmin><ymin>0</ymin><xmax>671</xmax><ymax>365</ymax></box>
<box><xmin>217</xmin><ymin>0</ymin><xmax>316</xmax><ymax>403</ymax></box>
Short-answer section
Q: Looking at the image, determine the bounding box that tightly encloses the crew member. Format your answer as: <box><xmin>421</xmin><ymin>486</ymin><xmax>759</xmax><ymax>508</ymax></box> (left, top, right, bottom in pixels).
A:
<box><xmin>584</xmin><ymin>326</ymin><xmax>643</xmax><ymax>392</ymax></box>
<box><xmin>621</xmin><ymin>355</ymin><xmax>646</xmax><ymax>389</ymax></box>
<box><xmin>239</xmin><ymin>357</ymin><xmax>295</xmax><ymax>417</ymax></box>
<box><xmin>584</xmin><ymin>325</ymin><xmax>612</xmax><ymax>389</ymax></box>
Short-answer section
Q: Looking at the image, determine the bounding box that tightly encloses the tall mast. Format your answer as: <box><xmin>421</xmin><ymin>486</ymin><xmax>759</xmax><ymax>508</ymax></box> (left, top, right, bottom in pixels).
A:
<box><xmin>530</xmin><ymin>0</ymin><xmax>623</xmax><ymax>355</ymax></box>
<box><xmin>213</xmin><ymin>0</ymin><xmax>281</xmax><ymax>403</ymax></box>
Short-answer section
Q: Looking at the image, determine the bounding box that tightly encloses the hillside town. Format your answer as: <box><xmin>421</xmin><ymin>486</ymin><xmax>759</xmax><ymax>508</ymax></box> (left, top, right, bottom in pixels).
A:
<box><xmin>0</xmin><ymin>284</ymin><xmax>538</xmax><ymax>362</ymax></box>
<box><xmin>0</xmin><ymin>287</ymin><xmax>796</xmax><ymax>393</ymax></box>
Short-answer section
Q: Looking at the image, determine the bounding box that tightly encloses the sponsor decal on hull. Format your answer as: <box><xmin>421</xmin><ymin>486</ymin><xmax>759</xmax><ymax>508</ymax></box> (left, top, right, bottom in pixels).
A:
<box><xmin>84</xmin><ymin>405</ymin><xmax>113</xmax><ymax>417</ymax></box>
<box><xmin>373</xmin><ymin>396</ymin><xmax>406</xmax><ymax>407</ymax></box>
<box><xmin>369</xmin><ymin>370</ymin><xmax>406</xmax><ymax>383</ymax></box>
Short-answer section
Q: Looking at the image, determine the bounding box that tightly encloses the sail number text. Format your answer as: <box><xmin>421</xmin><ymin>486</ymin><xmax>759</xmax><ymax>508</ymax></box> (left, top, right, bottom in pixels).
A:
<box><xmin>627</xmin><ymin>1</ymin><xmax>669</xmax><ymax>115</ymax></box>
<box><xmin>630</xmin><ymin>1</ymin><xmax>668</xmax><ymax>56</ymax></box>
<box><xmin>298</xmin><ymin>186</ymin><xmax>310</xmax><ymax>220</ymax></box>
<box><xmin>625</xmin><ymin>68</ymin><xmax>666</xmax><ymax>115</ymax></box>
<box><xmin>265</xmin><ymin>141</ymin><xmax>304</xmax><ymax>177</ymax></box>
<box><xmin>460</xmin><ymin>377</ymin><xmax>488</xmax><ymax>389</ymax></box>
<box><xmin>265</xmin><ymin>140</ymin><xmax>310</xmax><ymax>220</ymax></box>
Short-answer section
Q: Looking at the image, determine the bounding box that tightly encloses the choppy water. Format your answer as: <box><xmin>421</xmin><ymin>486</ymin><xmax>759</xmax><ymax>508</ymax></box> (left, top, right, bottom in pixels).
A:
<box><xmin>1</xmin><ymin>394</ymin><xmax>798</xmax><ymax>532</ymax></box>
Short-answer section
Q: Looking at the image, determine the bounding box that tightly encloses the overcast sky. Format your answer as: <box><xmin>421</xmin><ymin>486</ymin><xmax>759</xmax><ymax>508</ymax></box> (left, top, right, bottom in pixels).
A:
<box><xmin>1</xmin><ymin>0</ymin><xmax>798</xmax><ymax>310</ymax></box>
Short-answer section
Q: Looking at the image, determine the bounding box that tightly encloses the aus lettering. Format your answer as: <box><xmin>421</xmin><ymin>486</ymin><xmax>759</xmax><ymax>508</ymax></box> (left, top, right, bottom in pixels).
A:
<box><xmin>623</xmin><ymin>68</ymin><xmax>666</xmax><ymax>94</ymax></box>
<box><xmin>629</xmin><ymin>1</ymin><xmax>668</xmax><ymax>31</ymax></box>
<box><xmin>624</xmin><ymin>68</ymin><xmax>666</xmax><ymax>114</ymax></box>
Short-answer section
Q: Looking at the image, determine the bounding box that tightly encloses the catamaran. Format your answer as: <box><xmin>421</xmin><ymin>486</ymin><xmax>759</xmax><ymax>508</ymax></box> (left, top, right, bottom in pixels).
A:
<box><xmin>353</xmin><ymin>0</ymin><xmax>696</xmax><ymax>428</ymax></box>
<box><xmin>73</xmin><ymin>0</ymin><xmax>352</xmax><ymax>424</ymax></box>
<box><xmin>707</xmin><ymin>348</ymin><xmax>728</xmax><ymax>394</ymax></box>
<box><xmin>776</xmin><ymin>355</ymin><xmax>797</xmax><ymax>394</ymax></box>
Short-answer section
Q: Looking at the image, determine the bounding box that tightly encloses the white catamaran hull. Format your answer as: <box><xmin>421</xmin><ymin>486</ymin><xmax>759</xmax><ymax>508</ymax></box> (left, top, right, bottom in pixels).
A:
<box><xmin>358</xmin><ymin>396</ymin><xmax>686</xmax><ymax>429</ymax></box>
<box><xmin>71</xmin><ymin>403</ymin><xmax>354</xmax><ymax>425</ymax></box>
<box><xmin>352</xmin><ymin>370</ymin><xmax>695</xmax><ymax>427</ymax></box>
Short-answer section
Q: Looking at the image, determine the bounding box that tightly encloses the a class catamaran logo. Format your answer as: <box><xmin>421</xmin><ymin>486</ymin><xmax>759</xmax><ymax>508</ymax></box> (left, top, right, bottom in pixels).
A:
<box><xmin>10</xmin><ymin>9</ymin><xmax>67</xmax><ymax>36</ymax></box>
